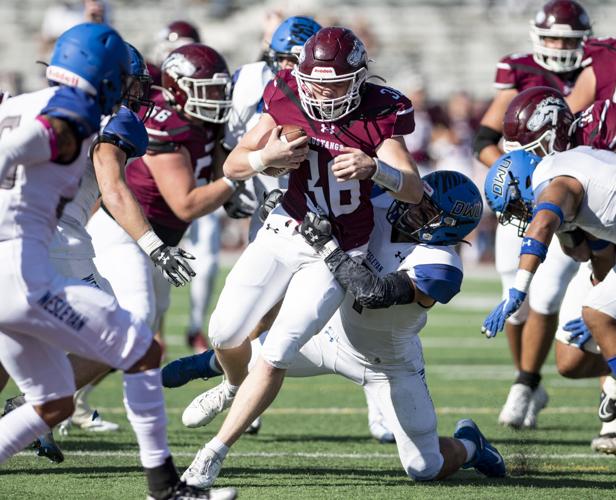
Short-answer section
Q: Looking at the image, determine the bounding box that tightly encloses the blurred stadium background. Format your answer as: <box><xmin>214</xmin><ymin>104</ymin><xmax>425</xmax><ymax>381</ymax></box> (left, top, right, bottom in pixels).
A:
<box><xmin>0</xmin><ymin>0</ymin><xmax>614</xmax><ymax>266</ymax></box>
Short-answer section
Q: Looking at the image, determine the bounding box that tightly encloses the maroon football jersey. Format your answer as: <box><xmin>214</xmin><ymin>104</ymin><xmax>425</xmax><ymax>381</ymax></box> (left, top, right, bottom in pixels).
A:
<box><xmin>582</xmin><ymin>37</ymin><xmax>616</xmax><ymax>103</ymax></box>
<box><xmin>126</xmin><ymin>90</ymin><xmax>218</xmax><ymax>244</ymax></box>
<box><xmin>263</xmin><ymin>69</ymin><xmax>415</xmax><ymax>251</ymax></box>
<box><xmin>494</xmin><ymin>53</ymin><xmax>581</xmax><ymax>95</ymax></box>
<box><xmin>573</xmin><ymin>99</ymin><xmax>616</xmax><ymax>151</ymax></box>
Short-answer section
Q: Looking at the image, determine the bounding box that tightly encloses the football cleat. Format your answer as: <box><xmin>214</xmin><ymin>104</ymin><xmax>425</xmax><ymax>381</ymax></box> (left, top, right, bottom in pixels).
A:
<box><xmin>73</xmin><ymin>410</ymin><xmax>120</xmax><ymax>432</ymax></box>
<box><xmin>244</xmin><ymin>416</ymin><xmax>262</xmax><ymax>435</ymax></box>
<box><xmin>162</xmin><ymin>351</ymin><xmax>218</xmax><ymax>388</ymax></box>
<box><xmin>369</xmin><ymin>419</ymin><xmax>395</xmax><ymax>444</ymax></box>
<box><xmin>147</xmin><ymin>482</ymin><xmax>237</xmax><ymax>500</ymax></box>
<box><xmin>598</xmin><ymin>377</ymin><xmax>616</xmax><ymax>423</ymax></box>
<box><xmin>181</xmin><ymin>447</ymin><xmax>225</xmax><ymax>489</ymax></box>
<box><xmin>591</xmin><ymin>420</ymin><xmax>616</xmax><ymax>455</ymax></box>
<box><xmin>498</xmin><ymin>383</ymin><xmax>532</xmax><ymax>428</ymax></box>
<box><xmin>523</xmin><ymin>385</ymin><xmax>549</xmax><ymax>429</ymax></box>
<box><xmin>454</xmin><ymin>418</ymin><xmax>506</xmax><ymax>477</ymax></box>
<box><xmin>182</xmin><ymin>382</ymin><xmax>234</xmax><ymax>428</ymax></box>
<box><xmin>33</xmin><ymin>431</ymin><xmax>64</xmax><ymax>464</ymax></box>
<box><xmin>187</xmin><ymin>330</ymin><xmax>209</xmax><ymax>354</ymax></box>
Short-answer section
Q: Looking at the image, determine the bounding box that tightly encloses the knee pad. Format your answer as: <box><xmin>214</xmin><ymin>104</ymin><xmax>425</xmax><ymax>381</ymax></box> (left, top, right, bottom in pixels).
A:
<box><xmin>208</xmin><ymin>310</ymin><xmax>251</xmax><ymax>350</ymax></box>
<box><xmin>259</xmin><ymin>334</ymin><xmax>300</xmax><ymax>370</ymax></box>
<box><xmin>405</xmin><ymin>451</ymin><xmax>444</xmax><ymax>481</ymax></box>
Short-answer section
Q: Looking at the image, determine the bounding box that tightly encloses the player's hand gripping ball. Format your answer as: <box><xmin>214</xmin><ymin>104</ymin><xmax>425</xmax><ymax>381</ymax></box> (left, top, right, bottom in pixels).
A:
<box><xmin>257</xmin><ymin>124</ymin><xmax>308</xmax><ymax>177</ymax></box>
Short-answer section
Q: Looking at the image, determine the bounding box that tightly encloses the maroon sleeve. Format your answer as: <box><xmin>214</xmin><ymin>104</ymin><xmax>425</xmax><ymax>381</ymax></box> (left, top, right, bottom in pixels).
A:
<box><xmin>143</xmin><ymin>94</ymin><xmax>192</xmax><ymax>155</ymax></box>
<box><xmin>494</xmin><ymin>55</ymin><xmax>517</xmax><ymax>90</ymax></box>
<box><xmin>392</xmin><ymin>98</ymin><xmax>415</xmax><ymax>136</ymax></box>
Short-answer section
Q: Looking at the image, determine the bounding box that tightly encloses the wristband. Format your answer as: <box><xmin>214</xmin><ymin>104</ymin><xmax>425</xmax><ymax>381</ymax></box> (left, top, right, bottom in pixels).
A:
<box><xmin>371</xmin><ymin>158</ymin><xmax>403</xmax><ymax>193</ymax></box>
<box><xmin>319</xmin><ymin>240</ymin><xmax>340</xmax><ymax>259</ymax></box>
<box><xmin>588</xmin><ymin>239</ymin><xmax>611</xmax><ymax>251</ymax></box>
<box><xmin>221</xmin><ymin>177</ymin><xmax>236</xmax><ymax>190</ymax></box>
<box><xmin>533</xmin><ymin>202</ymin><xmax>564</xmax><ymax>226</ymax></box>
<box><xmin>513</xmin><ymin>269</ymin><xmax>534</xmax><ymax>294</ymax></box>
<box><xmin>137</xmin><ymin>229</ymin><xmax>164</xmax><ymax>255</ymax></box>
<box><xmin>520</xmin><ymin>236</ymin><xmax>548</xmax><ymax>262</ymax></box>
<box><xmin>248</xmin><ymin>149</ymin><xmax>266</xmax><ymax>173</ymax></box>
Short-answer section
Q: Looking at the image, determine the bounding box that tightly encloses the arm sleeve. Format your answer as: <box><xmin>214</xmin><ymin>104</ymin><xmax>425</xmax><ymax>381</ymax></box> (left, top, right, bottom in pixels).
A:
<box><xmin>412</xmin><ymin>263</ymin><xmax>463</xmax><ymax>304</ymax></box>
<box><xmin>324</xmin><ymin>248</ymin><xmax>415</xmax><ymax>309</ymax></box>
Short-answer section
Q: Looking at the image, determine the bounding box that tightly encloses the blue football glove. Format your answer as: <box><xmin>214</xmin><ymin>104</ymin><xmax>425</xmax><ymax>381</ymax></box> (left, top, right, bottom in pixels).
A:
<box><xmin>41</xmin><ymin>86</ymin><xmax>102</xmax><ymax>140</ymax></box>
<box><xmin>563</xmin><ymin>317</ymin><xmax>592</xmax><ymax>349</ymax></box>
<box><xmin>99</xmin><ymin>106</ymin><xmax>148</xmax><ymax>158</ymax></box>
<box><xmin>482</xmin><ymin>288</ymin><xmax>527</xmax><ymax>338</ymax></box>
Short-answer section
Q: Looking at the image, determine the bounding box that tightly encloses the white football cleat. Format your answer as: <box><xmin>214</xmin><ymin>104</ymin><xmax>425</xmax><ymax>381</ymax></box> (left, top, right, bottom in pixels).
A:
<box><xmin>181</xmin><ymin>447</ymin><xmax>225</xmax><ymax>489</ymax></box>
<box><xmin>523</xmin><ymin>385</ymin><xmax>549</xmax><ymax>429</ymax></box>
<box><xmin>244</xmin><ymin>416</ymin><xmax>262</xmax><ymax>435</ymax></box>
<box><xmin>498</xmin><ymin>383</ymin><xmax>532</xmax><ymax>428</ymax></box>
<box><xmin>182</xmin><ymin>382</ymin><xmax>235</xmax><ymax>428</ymax></box>
<box><xmin>74</xmin><ymin>411</ymin><xmax>120</xmax><ymax>432</ymax></box>
<box><xmin>591</xmin><ymin>420</ymin><xmax>616</xmax><ymax>455</ymax></box>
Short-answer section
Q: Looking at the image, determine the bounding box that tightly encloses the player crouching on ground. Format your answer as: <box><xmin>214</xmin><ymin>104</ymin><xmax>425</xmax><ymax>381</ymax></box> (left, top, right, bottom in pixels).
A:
<box><xmin>177</xmin><ymin>170</ymin><xmax>506</xmax><ymax>486</ymax></box>
<box><xmin>482</xmin><ymin>148</ymin><xmax>616</xmax><ymax>453</ymax></box>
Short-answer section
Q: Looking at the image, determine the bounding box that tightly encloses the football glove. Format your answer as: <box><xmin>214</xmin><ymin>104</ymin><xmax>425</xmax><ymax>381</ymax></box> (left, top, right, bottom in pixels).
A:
<box><xmin>482</xmin><ymin>288</ymin><xmax>527</xmax><ymax>338</ymax></box>
<box><xmin>259</xmin><ymin>189</ymin><xmax>284</xmax><ymax>223</ymax></box>
<box><xmin>563</xmin><ymin>317</ymin><xmax>592</xmax><ymax>349</ymax></box>
<box><xmin>299</xmin><ymin>211</ymin><xmax>334</xmax><ymax>251</ymax></box>
<box><xmin>223</xmin><ymin>180</ymin><xmax>258</xmax><ymax>219</ymax></box>
<box><xmin>150</xmin><ymin>245</ymin><xmax>196</xmax><ymax>287</ymax></box>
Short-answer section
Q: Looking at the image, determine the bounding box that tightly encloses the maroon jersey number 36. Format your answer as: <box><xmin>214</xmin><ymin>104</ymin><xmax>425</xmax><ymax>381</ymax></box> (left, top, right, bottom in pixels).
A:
<box><xmin>262</xmin><ymin>69</ymin><xmax>414</xmax><ymax>251</ymax></box>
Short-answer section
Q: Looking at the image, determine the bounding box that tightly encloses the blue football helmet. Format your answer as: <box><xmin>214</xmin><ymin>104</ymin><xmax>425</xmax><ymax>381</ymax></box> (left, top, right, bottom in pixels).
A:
<box><xmin>387</xmin><ymin>170</ymin><xmax>483</xmax><ymax>246</ymax></box>
<box><xmin>268</xmin><ymin>16</ymin><xmax>321</xmax><ymax>72</ymax></box>
<box><xmin>124</xmin><ymin>42</ymin><xmax>154</xmax><ymax>116</ymax></box>
<box><xmin>484</xmin><ymin>150</ymin><xmax>542</xmax><ymax>236</ymax></box>
<box><xmin>46</xmin><ymin>23</ymin><xmax>129</xmax><ymax>115</ymax></box>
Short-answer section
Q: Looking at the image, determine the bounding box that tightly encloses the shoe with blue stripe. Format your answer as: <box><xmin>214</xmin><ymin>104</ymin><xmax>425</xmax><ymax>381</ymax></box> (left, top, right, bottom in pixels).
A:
<box><xmin>454</xmin><ymin>418</ymin><xmax>506</xmax><ymax>477</ymax></box>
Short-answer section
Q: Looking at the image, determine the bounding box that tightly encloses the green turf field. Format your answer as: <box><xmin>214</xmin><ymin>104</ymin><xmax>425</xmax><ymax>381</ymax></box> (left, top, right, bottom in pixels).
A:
<box><xmin>1</xmin><ymin>271</ymin><xmax>615</xmax><ymax>499</ymax></box>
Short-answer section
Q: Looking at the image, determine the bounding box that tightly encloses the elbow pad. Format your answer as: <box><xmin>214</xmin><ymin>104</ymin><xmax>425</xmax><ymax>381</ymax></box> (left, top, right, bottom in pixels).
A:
<box><xmin>473</xmin><ymin>125</ymin><xmax>502</xmax><ymax>159</ymax></box>
<box><xmin>325</xmin><ymin>248</ymin><xmax>415</xmax><ymax>309</ymax></box>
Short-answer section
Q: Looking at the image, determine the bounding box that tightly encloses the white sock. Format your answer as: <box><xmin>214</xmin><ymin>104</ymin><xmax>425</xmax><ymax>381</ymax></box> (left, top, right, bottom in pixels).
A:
<box><xmin>458</xmin><ymin>438</ymin><xmax>477</xmax><ymax>463</ymax></box>
<box><xmin>0</xmin><ymin>403</ymin><xmax>50</xmax><ymax>464</ymax></box>
<box><xmin>123</xmin><ymin>369</ymin><xmax>170</xmax><ymax>468</ymax></box>
<box><xmin>223</xmin><ymin>380</ymin><xmax>239</xmax><ymax>398</ymax></box>
<box><xmin>207</xmin><ymin>436</ymin><xmax>229</xmax><ymax>459</ymax></box>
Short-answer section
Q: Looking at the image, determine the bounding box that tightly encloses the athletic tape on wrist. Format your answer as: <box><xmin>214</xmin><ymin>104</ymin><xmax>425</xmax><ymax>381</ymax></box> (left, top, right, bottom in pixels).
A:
<box><xmin>533</xmin><ymin>202</ymin><xmax>564</xmax><ymax>225</ymax></box>
<box><xmin>319</xmin><ymin>240</ymin><xmax>339</xmax><ymax>259</ymax></box>
<box><xmin>248</xmin><ymin>149</ymin><xmax>266</xmax><ymax>173</ymax></box>
<box><xmin>137</xmin><ymin>229</ymin><xmax>164</xmax><ymax>255</ymax></box>
<box><xmin>513</xmin><ymin>269</ymin><xmax>534</xmax><ymax>294</ymax></box>
<box><xmin>520</xmin><ymin>236</ymin><xmax>548</xmax><ymax>262</ymax></box>
<box><xmin>371</xmin><ymin>158</ymin><xmax>403</xmax><ymax>193</ymax></box>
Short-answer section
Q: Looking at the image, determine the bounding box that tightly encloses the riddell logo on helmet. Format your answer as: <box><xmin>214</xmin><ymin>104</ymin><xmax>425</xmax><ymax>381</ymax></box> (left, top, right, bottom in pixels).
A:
<box><xmin>311</xmin><ymin>67</ymin><xmax>337</xmax><ymax>77</ymax></box>
<box><xmin>46</xmin><ymin>67</ymin><xmax>79</xmax><ymax>87</ymax></box>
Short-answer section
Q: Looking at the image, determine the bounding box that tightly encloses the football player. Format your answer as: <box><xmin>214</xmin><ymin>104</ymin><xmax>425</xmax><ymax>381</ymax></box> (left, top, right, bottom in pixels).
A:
<box><xmin>181</xmin><ymin>171</ymin><xmax>507</xmax><ymax>486</ymax></box>
<box><xmin>87</xmin><ymin>43</ymin><xmax>252</xmax><ymax>340</ymax></box>
<box><xmin>494</xmin><ymin>86</ymin><xmax>616</xmax><ymax>452</ymax></box>
<box><xmin>178</xmin><ymin>26</ymin><xmax>423</xmax><ymax>485</ymax></box>
<box><xmin>482</xmin><ymin>146</ymin><xmax>616</xmax><ymax>461</ymax></box>
<box><xmin>0</xmin><ymin>23</ymin><xmax>235</xmax><ymax>500</ymax></box>
<box><xmin>473</xmin><ymin>0</ymin><xmax>593</xmax><ymax>429</ymax></box>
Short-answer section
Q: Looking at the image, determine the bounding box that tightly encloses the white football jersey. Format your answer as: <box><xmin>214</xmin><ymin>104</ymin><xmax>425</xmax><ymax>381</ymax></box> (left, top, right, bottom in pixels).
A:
<box><xmin>336</xmin><ymin>193</ymin><xmax>463</xmax><ymax>366</ymax></box>
<box><xmin>223</xmin><ymin>61</ymin><xmax>273</xmax><ymax>151</ymax></box>
<box><xmin>532</xmin><ymin>146</ymin><xmax>616</xmax><ymax>243</ymax></box>
<box><xmin>0</xmin><ymin>87</ymin><xmax>91</xmax><ymax>246</ymax></box>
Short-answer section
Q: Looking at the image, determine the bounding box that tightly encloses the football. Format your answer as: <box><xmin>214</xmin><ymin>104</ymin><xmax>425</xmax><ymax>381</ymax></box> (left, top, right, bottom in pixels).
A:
<box><xmin>257</xmin><ymin>124</ymin><xmax>307</xmax><ymax>177</ymax></box>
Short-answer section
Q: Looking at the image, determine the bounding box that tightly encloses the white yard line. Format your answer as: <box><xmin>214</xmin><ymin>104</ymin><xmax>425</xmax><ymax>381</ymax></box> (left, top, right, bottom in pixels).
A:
<box><xmin>94</xmin><ymin>406</ymin><xmax>597</xmax><ymax>415</ymax></box>
<box><xmin>15</xmin><ymin>450</ymin><xmax>614</xmax><ymax>460</ymax></box>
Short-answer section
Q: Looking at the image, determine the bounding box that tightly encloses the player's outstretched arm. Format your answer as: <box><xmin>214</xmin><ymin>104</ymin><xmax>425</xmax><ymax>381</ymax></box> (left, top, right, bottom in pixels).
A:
<box><xmin>482</xmin><ymin>177</ymin><xmax>584</xmax><ymax>337</ymax></box>
<box><xmin>223</xmin><ymin>112</ymin><xmax>308</xmax><ymax>180</ymax></box>
<box><xmin>298</xmin><ymin>211</ymin><xmax>440</xmax><ymax>309</ymax></box>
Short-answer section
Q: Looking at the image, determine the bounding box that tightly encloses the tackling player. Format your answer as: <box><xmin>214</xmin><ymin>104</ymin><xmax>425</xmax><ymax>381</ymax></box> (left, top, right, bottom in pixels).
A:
<box><xmin>473</xmin><ymin>0</ymin><xmax>594</xmax><ymax>429</ymax></box>
<box><xmin>181</xmin><ymin>171</ymin><xmax>507</xmax><ymax>486</ymax></box>
<box><xmin>0</xmin><ymin>23</ymin><xmax>234</xmax><ymax>500</ymax></box>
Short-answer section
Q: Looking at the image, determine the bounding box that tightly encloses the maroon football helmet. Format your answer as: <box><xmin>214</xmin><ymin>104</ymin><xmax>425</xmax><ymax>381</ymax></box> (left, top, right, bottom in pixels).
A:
<box><xmin>153</xmin><ymin>20</ymin><xmax>202</xmax><ymax>66</ymax></box>
<box><xmin>530</xmin><ymin>0</ymin><xmax>592</xmax><ymax>72</ymax></box>
<box><xmin>293</xmin><ymin>27</ymin><xmax>368</xmax><ymax>122</ymax></box>
<box><xmin>503</xmin><ymin>86</ymin><xmax>574</xmax><ymax>157</ymax></box>
<box><xmin>161</xmin><ymin>43</ymin><xmax>231</xmax><ymax>123</ymax></box>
